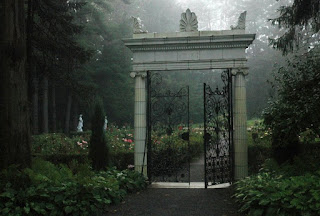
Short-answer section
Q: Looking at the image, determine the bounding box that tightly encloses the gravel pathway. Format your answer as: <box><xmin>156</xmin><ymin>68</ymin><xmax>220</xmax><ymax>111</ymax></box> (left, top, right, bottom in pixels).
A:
<box><xmin>105</xmin><ymin>187</ymin><xmax>241</xmax><ymax>216</ymax></box>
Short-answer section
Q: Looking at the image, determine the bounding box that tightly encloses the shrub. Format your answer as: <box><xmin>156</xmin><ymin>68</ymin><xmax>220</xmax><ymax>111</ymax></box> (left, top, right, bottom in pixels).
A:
<box><xmin>235</xmin><ymin>158</ymin><xmax>320</xmax><ymax>216</ymax></box>
<box><xmin>0</xmin><ymin>159</ymin><xmax>147</xmax><ymax>216</ymax></box>
<box><xmin>89</xmin><ymin>101</ymin><xmax>109</xmax><ymax>170</ymax></box>
<box><xmin>32</xmin><ymin>133</ymin><xmax>89</xmax><ymax>155</ymax></box>
<box><xmin>235</xmin><ymin>171</ymin><xmax>320</xmax><ymax>216</ymax></box>
<box><xmin>247</xmin><ymin>120</ymin><xmax>272</xmax><ymax>174</ymax></box>
<box><xmin>263</xmin><ymin>46</ymin><xmax>320</xmax><ymax>163</ymax></box>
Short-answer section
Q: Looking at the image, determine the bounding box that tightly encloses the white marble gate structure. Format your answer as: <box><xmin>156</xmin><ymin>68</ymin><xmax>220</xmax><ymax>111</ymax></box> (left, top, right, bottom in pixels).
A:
<box><xmin>123</xmin><ymin>10</ymin><xmax>255</xmax><ymax>181</ymax></box>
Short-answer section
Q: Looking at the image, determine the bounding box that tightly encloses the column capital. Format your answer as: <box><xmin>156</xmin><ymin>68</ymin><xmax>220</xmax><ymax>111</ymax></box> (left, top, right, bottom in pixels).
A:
<box><xmin>130</xmin><ymin>71</ymin><xmax>147</xmax><ymax>78</ymax></box>
<box><xmin>231</xmin><ymin>68</ymin><xmax>249</xmax><ymax>76</ymax></box>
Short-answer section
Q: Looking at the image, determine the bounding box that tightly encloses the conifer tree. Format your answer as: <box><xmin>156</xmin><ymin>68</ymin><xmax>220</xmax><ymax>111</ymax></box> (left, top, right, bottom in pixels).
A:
<box><xmin>89</xmin><ymin>100</ymin><xmax>109</xmax><ymax>170</ymax></box>
<box><xmin>270</xmin><ymin>0</ymin><xmax>320</xmax><ymax>54</ymax></box>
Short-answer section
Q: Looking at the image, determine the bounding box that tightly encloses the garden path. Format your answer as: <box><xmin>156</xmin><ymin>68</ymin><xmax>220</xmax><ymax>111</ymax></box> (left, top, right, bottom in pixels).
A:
<box><xmin>105</xmin><ymin>187</ymin><xmax>241</xmax><ymax>216</ymax></box>
<box><xmin>190</xmin><ymin>154</ymin><xmax>205</xmax><ymax>182</ymax></box>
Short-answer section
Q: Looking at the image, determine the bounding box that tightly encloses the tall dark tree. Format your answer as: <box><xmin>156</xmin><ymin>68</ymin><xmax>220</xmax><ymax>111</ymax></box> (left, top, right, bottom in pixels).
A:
<box><xmin>28</xmin><ymin>0</ymin><xmax>92</xmax><ymax>133</ymax></box>
<box><xmin>270</xmin><ymin>0</ymin><xmax>320</xmax><ymax>54</ymax></box>
<box><xmin>89</xmin><ymin>100</ymin><xmax>109</xmax><ymax>170</ymax></box>
<box><xmin>0</xmin><ymin>0</ymin><xmax>31</xmax><ymax>170</ymax></box>
<box><xmin>264</xmin><ymin>0</ymin><xmax>320</xmax><ymax>163</ymax></box>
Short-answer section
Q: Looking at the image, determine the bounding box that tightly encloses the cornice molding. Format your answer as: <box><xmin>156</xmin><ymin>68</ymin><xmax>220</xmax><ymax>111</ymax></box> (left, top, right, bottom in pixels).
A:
<box><xmin>123</xmin><ymin>34</ymin><xmax>255</xmax><ymax>52</ymax></box>
<box><xmin>132</xmin><ymin>58</ymin><xmax>248</xmax><ymax>71</ymax></box>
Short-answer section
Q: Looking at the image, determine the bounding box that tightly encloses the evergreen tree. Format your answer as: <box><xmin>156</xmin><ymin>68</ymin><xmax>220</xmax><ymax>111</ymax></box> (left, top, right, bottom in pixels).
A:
<box><xmin>269</xmin><ymin>0</ymin><xmax>320</xmax><ymax>54</ymax></box>
<box><xmin>89</xmin><ymin>100</ymin><xmax>109</xmax><ymax>170</ymax></box>
<box><xmin>0</xmin><ymin>0</ymin><xmax>31</xmax><ymax>170</ymax></box>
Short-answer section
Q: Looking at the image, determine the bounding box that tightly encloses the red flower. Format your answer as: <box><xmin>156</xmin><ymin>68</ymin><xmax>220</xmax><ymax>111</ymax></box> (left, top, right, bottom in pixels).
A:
<box><xmin>178</xmin><ymin>126</ymin><xmax>183</xmax><ymax>130</ymax></box>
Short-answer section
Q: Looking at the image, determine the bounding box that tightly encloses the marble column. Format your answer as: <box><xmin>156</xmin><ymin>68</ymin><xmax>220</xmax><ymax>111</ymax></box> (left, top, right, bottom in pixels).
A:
<box><xmin>232</xmin><ymin>68</ymin><xmax>248</xmax><ymax>180</ymax></box>
<box><xmin>130</xmin><ymin>71</ymin><xmax>147</xmax><ymax>176</ymax></box>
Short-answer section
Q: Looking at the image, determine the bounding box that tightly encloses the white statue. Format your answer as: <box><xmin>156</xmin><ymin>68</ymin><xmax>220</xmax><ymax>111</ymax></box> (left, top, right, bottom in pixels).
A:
<box><xmin>103</xmin><ymin>116</ymin><xmax>108</xmax><ymax>131</ymax></box>
<box><xmin>77</xmin><ymin>114</ymin><xmax>83</xmax><ymax>132</ymax></box>
<box><xmin>132</xmin><ymin>16</ymin><xmax>147</xmax><ymax>34</ymax></box>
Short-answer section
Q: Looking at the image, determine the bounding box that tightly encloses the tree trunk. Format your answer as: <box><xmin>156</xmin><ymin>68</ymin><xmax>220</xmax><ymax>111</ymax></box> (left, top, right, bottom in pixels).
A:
<box><xmin>32</xmin><ymin>74</ymin><xmax>39</xmax><ymax>134</ymax></box>
<box><xmin>51</xmin><ymin>82</ymin><xmax>57</xmax><ymax>132</ymax></box>
<box><xmin>0</xmin><ymin>0</ymin><xmax>31</xmax><ymax>170</ymax></box>
<box><xmin>64</xmin><ymin>91</ymin><xmax>72</xmax><ymax>134</ymax></box>
<box><xmin>42</xmin><ymin>75</ymin><xmax>49</xmax><ymax>133</ymax></box>
<box><xmin>72</xmin><ymin>100</ymin><xmax>79</xmax><ymax>132</ymax></box>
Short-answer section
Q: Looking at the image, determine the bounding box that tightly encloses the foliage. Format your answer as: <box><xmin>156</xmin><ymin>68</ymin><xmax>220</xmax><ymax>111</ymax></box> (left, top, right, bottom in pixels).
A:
<box><xmin>263</xmin><ymin>46</ymin><xmax>320</xmax><ymax>163</ymax></box>
<box><xmin>0</xmin><ymin>159</ymin><xmax>147</xmax><ymax>216</ymax></box>
<box><xmin>107</xmin><ymin>125</ymin><xmax>134</xmax><ymax>154</ymax></box>
<box><xmin>234</xmin><ymin>157</ymin><xmax>320</xmax><ymax>216</ymax></box>
<box><xmin>246</xmin><ymin>120</ymin><xmax>272</xmax><ymax>174</ymax></box>
<box><xmin>31</xmin><ymin>125</ymin><xmax>135</xmax><ymax>169</ymax></box>
<box><xmin>89</xmin><ymin>100</ymin><xmax>109</xmax><ymax>170</ymax></box>
<box><xmin>150</xmin><ymin>128</ymin><xmax>203</xmax><ymax>176</ymax></box>
<box><xmin>32</xmin><ymin>133</ymin><xmax>90</xmax><ymax>155</ymax></box>
<box><xmin>269</xmin><ymin>0</ymin><xmax>320</xmax><ymax>54</ymax></box>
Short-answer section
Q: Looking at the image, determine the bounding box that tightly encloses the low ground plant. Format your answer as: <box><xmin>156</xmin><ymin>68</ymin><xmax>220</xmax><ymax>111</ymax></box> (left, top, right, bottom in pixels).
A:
<box><xmin>0</xmin><ymin>158</ymin><xmax>147</xmax><ymax>216</ymax></box>
<box><xmin>235</xmin><ymin>157</ymin><xmax>320</xmax><ymax>216</ymax></box>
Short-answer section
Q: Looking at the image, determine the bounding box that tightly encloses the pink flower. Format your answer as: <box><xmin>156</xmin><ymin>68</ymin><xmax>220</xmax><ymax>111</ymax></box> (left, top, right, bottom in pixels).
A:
<box><xmin>82</xmin><ymin>140</ymin><xmax>87</xmax><ymax>144</ymax></box>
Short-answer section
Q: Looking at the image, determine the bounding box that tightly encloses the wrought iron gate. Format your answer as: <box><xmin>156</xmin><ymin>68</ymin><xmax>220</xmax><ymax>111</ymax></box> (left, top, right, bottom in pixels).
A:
<box><xmin>147</xmin><ymin>72</ymin><xmax>190</xmax><ymax>182</ymax></box>
<box><xmin>204</xmin><ymin>69</ymin><xmax>233</xmax><ymax>187</ymax></box>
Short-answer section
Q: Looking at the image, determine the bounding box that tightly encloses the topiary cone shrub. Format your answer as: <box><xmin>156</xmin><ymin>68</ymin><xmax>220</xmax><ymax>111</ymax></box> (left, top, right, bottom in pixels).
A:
<box><xmin>89</xmin><ymin>101</ymin><xmax>109</xmax><ymax>170</ymax></box>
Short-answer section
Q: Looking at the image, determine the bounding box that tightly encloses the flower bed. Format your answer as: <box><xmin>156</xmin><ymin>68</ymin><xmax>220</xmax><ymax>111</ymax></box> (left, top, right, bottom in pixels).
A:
<box><xmin>31</xmin><ymin>125</ymin><xmax>203</xmax><ymax>171</ymax></box>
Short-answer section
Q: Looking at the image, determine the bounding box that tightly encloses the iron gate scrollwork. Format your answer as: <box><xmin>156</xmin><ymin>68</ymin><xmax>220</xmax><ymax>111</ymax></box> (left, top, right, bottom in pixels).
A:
<box><xmin>204</xmin><ymin>69</ymin><xmax>233</xmax><ymax>187</ymax></box>
<box><xmin>147</xmin><ymin>72</ymin><xmax>190</xmax><ymax>182</ymax></box>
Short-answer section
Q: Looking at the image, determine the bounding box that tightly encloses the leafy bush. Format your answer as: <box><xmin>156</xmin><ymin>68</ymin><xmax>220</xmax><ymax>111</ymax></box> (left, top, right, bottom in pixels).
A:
<box><xmin>32</xmin><ymin>133</ymin><xmax>90</xmax><ymax>155</ymax></box>
<box><xmin>247</xmin><ymin>120</ymin><xmax>272</xmax><ymax>174</ymax></box>
<box><xmin>263</xmin><ymin>46</ymin><xmax>320</xmax><ymax>163</ymax></box>
<box><xmin>149</xmin><ymin>128</ymin><xmax>203</xmax><ymax>177</ymax></box>
<box><xmin>0</xmin><ymin>159</ymin><xmax>147</xmax><ymax>216</ymax></box>
<box><xmin>32</xmin><ymin>153</ymin><xmax>89</xmax><ymax>166</ymax></box>
<box><xmin>110</xmin><ymin>152</ymin><xmax>134</xmax><ymax>170</ymax></box>
<box><xmin>234</xmin><ymin>158</ymin><xmax>320</xmax><ymax>216</ymax></box>
<box><xmin>31</xmin><ymin>125</ymin><xmax>135</xmax><ymax>169</ymax></box>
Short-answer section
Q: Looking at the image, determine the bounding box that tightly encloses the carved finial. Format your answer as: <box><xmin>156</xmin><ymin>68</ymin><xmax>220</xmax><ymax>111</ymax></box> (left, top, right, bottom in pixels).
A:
<box><xmin>180</xmin><ymin>9</ymin><xmax>198</xmax><ymax>32</ymax></box>
<box><xmin>132</xmin><ymin>16</ymin><xmax>147</xmax><ymax>34</ymax></box>
<box><xmin>231</xmin><ymin>11</ymin><xmax>247</xmax><ymax>30</ymax></box>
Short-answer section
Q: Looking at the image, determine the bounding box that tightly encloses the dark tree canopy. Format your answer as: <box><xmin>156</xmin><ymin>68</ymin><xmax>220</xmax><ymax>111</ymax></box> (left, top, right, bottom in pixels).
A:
<box><xmin>270</xmin><ymin>0</ymin><xmax>320</xmax><ymax>54</ymax></box>
<box><xmin>263</xmin><ymin>46</ymin><xmax>320</xmax><ymax>163</ymax></box>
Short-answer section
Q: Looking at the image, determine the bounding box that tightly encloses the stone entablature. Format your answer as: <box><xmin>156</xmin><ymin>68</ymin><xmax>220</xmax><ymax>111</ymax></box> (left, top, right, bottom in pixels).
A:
<box><xmin>123</xmin><ymin>31</ymin><xmax>255</xmax><ymax>71</ymax></box>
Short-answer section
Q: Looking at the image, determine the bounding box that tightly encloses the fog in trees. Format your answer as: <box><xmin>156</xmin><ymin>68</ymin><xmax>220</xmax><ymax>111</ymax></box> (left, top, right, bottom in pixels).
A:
<box><xmin>3</xmin><ymin>0</ymin><xmax>318</xmax><ymax>148</ymax></box>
